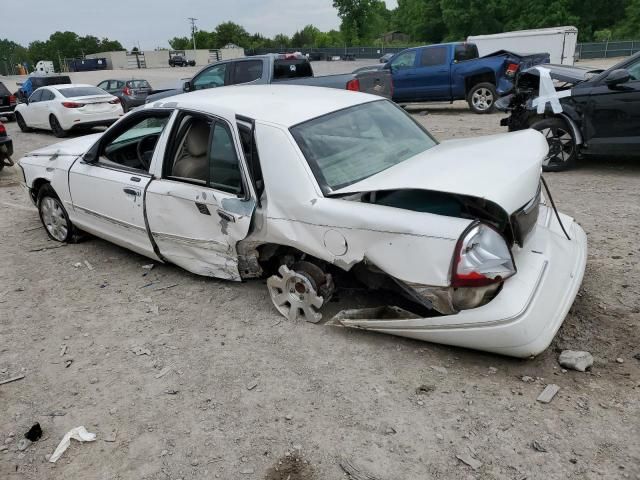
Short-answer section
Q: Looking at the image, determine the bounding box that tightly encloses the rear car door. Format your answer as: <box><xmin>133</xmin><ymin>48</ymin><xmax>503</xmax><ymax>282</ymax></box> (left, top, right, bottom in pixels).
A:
<box><xmin>230</xmin><ymin>59</ymin><xmax>264</xmax><ymax>85</ymax></box>
<box><xmin>37</xmin><ymin>88</ymin><xmax>57</xmax><ymax>127</ymax></box>
<box><xmin>580</xmin><ymin>56</ymin><xmax>640</xmax><ymax>155</ymax></box>
<box><xmin>412</xmin><ymin>46</ymin><xmax>451</xmax><ymax>100</ymax></box>
<box><xmin>145</xmin><ymin>110</ymin><xmax>256</xmax><ymax>280</ymax></box>
<box><xmin>68</xmin><ymin>109</ymin><xmax>173</xmax><ymax>258</ymax></box>
<box><xmin>389</xmin><ymin>49</ymin><xmax>419</xmax><ymax>102</ymax></box>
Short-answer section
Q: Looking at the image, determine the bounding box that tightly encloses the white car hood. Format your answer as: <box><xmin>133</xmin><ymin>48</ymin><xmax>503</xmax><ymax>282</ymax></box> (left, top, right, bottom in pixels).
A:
<box><xmin>331</xmin><ymin>129</ymin><xmax>547</xmax><ymax>214</ymax></box>
<box><xmin>28</xmin><ymin>132</ymin><xmax>103</xmax><ymax>157</ymax></box>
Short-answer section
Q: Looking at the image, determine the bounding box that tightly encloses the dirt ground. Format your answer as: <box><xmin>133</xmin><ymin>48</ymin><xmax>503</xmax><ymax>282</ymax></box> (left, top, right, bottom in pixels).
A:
<box><xmin>1</xmin><ymin>61</ymin><xmax>639</xmax><ymax>480</ymax></box>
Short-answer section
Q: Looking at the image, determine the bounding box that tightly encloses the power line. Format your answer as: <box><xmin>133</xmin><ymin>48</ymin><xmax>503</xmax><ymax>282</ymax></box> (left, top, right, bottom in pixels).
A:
<box><xmin>188</xmin><ymin>17</ymin><xmax>198</xmax><ymax>50</ymax></box>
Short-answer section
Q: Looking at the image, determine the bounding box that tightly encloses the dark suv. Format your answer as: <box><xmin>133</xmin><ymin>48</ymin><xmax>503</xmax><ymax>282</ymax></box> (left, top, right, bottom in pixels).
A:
<box><xmin>0</xmin><ymin>81</ymin><xmax>17</xmax><ymax>122</ymax></box>
<box><xmin>169</xmin><ymin>55</ymin><xmax>196</xmax><ymax>67</ymax></box>
<box><xmin>498</xmin><ymin>52</ymin><xmax>640</xmax><ymax>171</ymax></box>
<box><xmin>0</xmin><ymin>120</ymin><xmax>13</xmax><ymax>171</ymax></box>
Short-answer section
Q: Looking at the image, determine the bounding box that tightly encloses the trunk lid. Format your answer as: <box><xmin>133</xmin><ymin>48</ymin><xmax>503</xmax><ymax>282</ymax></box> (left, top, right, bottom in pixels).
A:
<box><xmin>330</xmin><ymin>129</ymin><xmax>546</xmax><ymax>215</ymax></box>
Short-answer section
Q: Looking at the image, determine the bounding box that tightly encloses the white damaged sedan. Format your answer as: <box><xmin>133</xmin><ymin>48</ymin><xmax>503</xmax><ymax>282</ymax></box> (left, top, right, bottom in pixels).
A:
<box><xmin>17</xmin><ymin>85</ymin><xmax>587</xmax><ymax>357</ymax></box>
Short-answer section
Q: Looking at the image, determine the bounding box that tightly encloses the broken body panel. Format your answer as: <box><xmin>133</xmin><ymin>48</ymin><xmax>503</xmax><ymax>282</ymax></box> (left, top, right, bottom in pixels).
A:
<box><xmin>18</xmin><ymin>85</ymin><xmax>587</xmax><ymax>357</ymax></box>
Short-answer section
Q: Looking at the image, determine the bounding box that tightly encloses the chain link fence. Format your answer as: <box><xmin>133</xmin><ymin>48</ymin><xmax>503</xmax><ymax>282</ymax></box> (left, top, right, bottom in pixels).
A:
<box><xmin>577</xmin><ymin>41</ymin><xmax>640</xmax><ymax>59</ymax></box>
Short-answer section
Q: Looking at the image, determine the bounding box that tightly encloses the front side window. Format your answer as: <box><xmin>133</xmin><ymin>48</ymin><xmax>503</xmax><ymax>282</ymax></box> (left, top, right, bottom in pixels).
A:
<box><xmin>627</xmin><ymin>58</ymin><xmax>640</xmax><ymax>80</ymax></box>
<box><xmin>193</xmin><ymin>64</ymin><xmax>227</xmax><ymax>90</ymax></box>
<box><xmin>102</xmin><ymin>113</ymin><xmax>171</xmax><ymax>171</ymax></box>
<box><xmin>29</xmin><ymin>89</ymin><xmax>43</xmax><ymax>103</ymax></box>
<box><xmin>291</xmin><ymin>100</ymin><xmax>437</xmax><ymax>193</ymax></box>
<box><xmin>391</xmin><ymin>51</ymin><xmax>417</xmax><ymax>69</ymax></box>
<box><xmin>233</xmin><ymin>60</ymin><xmax>263</xmax><ymax>85</ymax></box>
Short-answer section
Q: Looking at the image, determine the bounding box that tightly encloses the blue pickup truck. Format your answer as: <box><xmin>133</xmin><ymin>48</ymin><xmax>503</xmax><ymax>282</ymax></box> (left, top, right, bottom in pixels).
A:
<box><xmin>368</xmin><ymin>43</ymin><xmax>548</xmax><ymax>113</ymax></box>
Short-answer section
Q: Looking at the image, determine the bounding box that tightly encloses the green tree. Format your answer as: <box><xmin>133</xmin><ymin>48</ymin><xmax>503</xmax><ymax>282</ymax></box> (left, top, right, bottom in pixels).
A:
<box><xmin>272</xmin><ymin>34</ymin><xmax>292</xmax><ymax>48</ymax></box>
<box><xmin>291</xmin><ymin>25</ymin><xmax>321</xmax><ymax>47</ymax></box>
<box><xmin>215</xmin><ymin>21</ymin><xmax>250</xmax><ymax>48</ymax></box>
<box><xmin>169</xmin><ymin>37</ymin><xmax>191</xmax><ymax>50</ymax></box>
<box><xmin>333</xmin><ymin>0</ymin><xmax>386</xmax><ymax>44</ymax></box>
<box><xmin>393</xmin><ymin>0</ymin><xmax>446</xmax><ymax>43</ymax></box>
<box><xmin>612</xmin><ymin>0</ymin><xmax>640</xmax><ymax>39</ymax></box>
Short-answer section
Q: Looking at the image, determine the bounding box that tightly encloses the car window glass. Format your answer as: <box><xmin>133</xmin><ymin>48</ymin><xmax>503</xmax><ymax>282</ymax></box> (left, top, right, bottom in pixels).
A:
<box><xmin>238</xmin><ymin>124</ymin><xmax>264</xmax><ymax>198</ymax></box>
<box><xmin>627</xmin><ymin>58</ymin><xmax>640</xmax><ymax>80</ymax></box>
<box><xmin>391</xmin><ymin>51</ymin><xmax>417</xmax><ymax>69</ymax></box>
<box><xmin>102</xmin><ymin>113</ymin><xmax>171</xmax><ymax>172</ymax></box>
<box><xmin>193</xmin><ymin>64</ymin><xmax>227</xmax><ymax>90</ymax></box>
<box><xmin>233</xmin><ymin>60</ymin><xmax>263</xmax><ymax>85</ymax></box>
<box><xmin>97</xmin><ymin>81</ymin><xmax>108</xmax><ymax>89</ymax></box>
<box><xmin>420</xmin><ymin>46</ymin><xmax>447</xmax><ymax>67</ymax></box>
<box><xmin>29</xmin><ymin>90</ymin><xmax>43</xmax><ymax>103</ymax></box>
<box><xmin>209</xmin><ymin>123</ymin><xmax>242</xmax><ymax>194</ymax></box>
<box><xmin>41</xmin><ymin>89</ymin><xmax>55</xmax><ymax>101</ymax></box>
<box><xmin>168</xmin><ymin>117</ymin><xmax>211</xmax><ymax>184</ymax></box>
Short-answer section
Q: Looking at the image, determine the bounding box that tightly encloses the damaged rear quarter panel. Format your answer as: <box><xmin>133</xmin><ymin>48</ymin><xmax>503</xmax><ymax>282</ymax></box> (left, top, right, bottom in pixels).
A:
<box><xmin>249</xmin><ymin>122</ymin><xmax>472</xmax><ymax>286</ymax></box>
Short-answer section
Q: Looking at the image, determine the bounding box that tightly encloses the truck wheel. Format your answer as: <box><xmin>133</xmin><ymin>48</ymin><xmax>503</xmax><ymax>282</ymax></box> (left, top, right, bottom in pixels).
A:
<box><xmin>530</xmin><ymin>117</ymin><xmax>577</xmax><ymax>172</ymax></box>
<box><xmin>467</xmin><ymin>83</ymin><xmax>497</xmax><ymax>114</ymax></box>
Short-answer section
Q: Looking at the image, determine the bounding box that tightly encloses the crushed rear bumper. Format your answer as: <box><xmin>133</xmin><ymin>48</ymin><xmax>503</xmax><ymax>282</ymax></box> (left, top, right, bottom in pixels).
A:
<box><xmin>332</xmin><ymin>204</ymin><xmax>587</xmax><ymax>358</ymax></box>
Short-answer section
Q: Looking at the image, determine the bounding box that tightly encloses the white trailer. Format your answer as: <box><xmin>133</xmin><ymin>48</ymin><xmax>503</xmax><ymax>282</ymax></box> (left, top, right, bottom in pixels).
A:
<box><xmin>468</xmin><ymin>26</ymin><xmax>578</xmax><ymax>65</ymax></box>
<box><xmin>34</xmin><ymin>60</ymin><xmax>55</xmax><ymax>74</ymax></box>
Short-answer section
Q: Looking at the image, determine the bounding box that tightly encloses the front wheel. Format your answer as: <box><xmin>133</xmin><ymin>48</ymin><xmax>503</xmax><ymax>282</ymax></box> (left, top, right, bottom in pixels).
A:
<box><xmin>467</xmin><ymin>82</ymin><xmax>497</xmax><ymax>114</ymax></box>
<box><xmin>530</xmin><ymin>117</ymin><xmax>577</xmax><ymax>172</ymax></box>
<box><xmin>37</xmin><ymin>184</ymin><xmax>78</xmax><ymax>242</ymax></box>
<box><xmin>49</xmin><ymin>115</ymin><xmax>67</xmax><ymax>138</ymax></box>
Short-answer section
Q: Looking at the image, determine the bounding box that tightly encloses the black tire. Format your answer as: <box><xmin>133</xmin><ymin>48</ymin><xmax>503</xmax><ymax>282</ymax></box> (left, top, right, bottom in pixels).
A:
<box><xmin>4</xmin><ymin>113</ymin><xmax>15</xmax><ymax>122</ymax></box>
<box><xmin>121</xmin><ymin>100</ymin><xmax>129</xmax><ymax>113</ymax></box>
<box><xmin>37</xmin><ymin>184</ymin><xmax>80</xmax><ymax>243</ymax></box>
<box><xmin>49</xmin><ymin>115</ymin><xmax>67</xmax><ymax>138</ymax></box>
<box><xmin>530</xmin><ymin>117</ymin><xmax>577</xmax><ymax>172</ymax></box>
<box><xmin>467</xmin><ymin>82</ymin><xmax>497</xmax><ymax>114</ymax></box>
<box><xmin>15</xmin><ymin>112</ymin><xmax>31</xmax><ymax>132</ymax></box>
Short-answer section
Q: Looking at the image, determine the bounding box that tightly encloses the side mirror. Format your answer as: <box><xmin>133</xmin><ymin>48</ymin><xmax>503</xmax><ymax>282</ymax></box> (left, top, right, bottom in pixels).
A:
<box><xmin>183</xmin><ymin>81</ymin><xmax>192</xmax><ymax>92</ymax></box>
<box><xmin>605</xmin><ymin>69</ymin><xmax>630</xmax><ymax>87</ymax></box>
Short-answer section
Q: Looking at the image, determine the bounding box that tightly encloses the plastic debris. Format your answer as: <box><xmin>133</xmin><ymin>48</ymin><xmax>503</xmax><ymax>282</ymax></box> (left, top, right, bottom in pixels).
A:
<box><xmin>49</xmin><ymin>426</ymin><xmax>96</xmax><ymax>463</ymax></box>
<box><xmin>83</xmin><ymin>260</ymin><xmax>94</xmax><ymax>271</ymax></box>
<box><xmin>25</xmin><ymin>423</ymin><xmax>43</xmax><ymax>442</ymax></box>
<box><xmin>0</xmin><ymin>374</ymin><xmax>25</xmax><ymax>386</ymax></box>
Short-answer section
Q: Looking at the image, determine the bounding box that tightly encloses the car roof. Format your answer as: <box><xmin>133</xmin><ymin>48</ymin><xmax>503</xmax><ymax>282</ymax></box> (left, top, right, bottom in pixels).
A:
<box><xmin>49</xmin><ymin>84</ymin><xmax>98</xmax><ymax>90</ymax></box>
<box><xmin>147</xmin><ymin>84</ymin><xmax>381</xmax><ymax>127</ymax></box>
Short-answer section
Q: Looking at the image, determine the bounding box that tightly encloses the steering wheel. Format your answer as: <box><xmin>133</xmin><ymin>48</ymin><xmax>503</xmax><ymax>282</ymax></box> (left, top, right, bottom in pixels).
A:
<box><xmin>136</xmin><ymin>134</ymin><xmax>160</xmax><ymax>171</ymax></box>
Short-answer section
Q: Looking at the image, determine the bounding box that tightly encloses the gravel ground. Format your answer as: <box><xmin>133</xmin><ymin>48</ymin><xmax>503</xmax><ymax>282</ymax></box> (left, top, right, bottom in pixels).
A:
<box><xmin>0</xmin><ymin>59</ymin><xmax>638</xmax><ymax>480</ymax></box>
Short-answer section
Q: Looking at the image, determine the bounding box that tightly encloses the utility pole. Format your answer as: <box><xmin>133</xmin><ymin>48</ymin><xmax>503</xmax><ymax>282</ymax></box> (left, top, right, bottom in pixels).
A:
<box><xmin>188</xmin><ymin>17</ymin><xmax>198</xmax><ymax>50</ymax></box>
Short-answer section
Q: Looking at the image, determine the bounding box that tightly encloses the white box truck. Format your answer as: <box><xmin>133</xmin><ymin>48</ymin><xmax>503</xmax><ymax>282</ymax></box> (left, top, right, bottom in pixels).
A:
<box><xmin>467</xmin><ymin>26</ymin><xmax>578</xmax><ymax>65</ymax></box>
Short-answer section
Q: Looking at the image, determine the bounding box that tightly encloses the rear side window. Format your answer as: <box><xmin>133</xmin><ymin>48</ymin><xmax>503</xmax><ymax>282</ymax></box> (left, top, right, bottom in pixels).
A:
<box><xmin>420</xmin><ymin>46</ymin><xmax>448</xmax><ymax>67</ymax></box>
<box><xmin>273</xmin><ymin>59</ymin><xmax>313</xmax><ymax>80</ymax></box>
<box><xmin>29</xmin><ymin>89</ymin><xmax>43</xmax><ymax>103</ymax></box>
<box><xmin>454</xmin><ymin>44</ymin><xmax>479</xmax><ymax>62</ymax></box>
<box><xmin>233</xmin><ymin>60</ymin><xmax>263</xmax><ymax>84</ymax></box>
<box><xmin>59</xmin><ymin>87</ymin><xmax>107</xmax><ymax>97</ymax></box>
<box><xmin>209</xmin><ymin>123</ymin><xmax>243</xmax><ymax>194</ymax></box>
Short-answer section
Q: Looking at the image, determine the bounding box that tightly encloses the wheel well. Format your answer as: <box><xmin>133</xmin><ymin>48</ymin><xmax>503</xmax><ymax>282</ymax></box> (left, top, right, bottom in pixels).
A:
<box><xmin>31</xmin><ymin>178</ymin><xmax>50</xmax><ymax>203</ymax></box>
<box><xmin>465</xmin><ymin>73</ymin><xmax>496</xmax><ymax>94</ymax></box>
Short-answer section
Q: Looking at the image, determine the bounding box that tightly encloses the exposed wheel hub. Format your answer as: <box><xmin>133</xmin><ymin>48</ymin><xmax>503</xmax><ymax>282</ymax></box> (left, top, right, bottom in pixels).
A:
<box><xmin>267</xmin><ymin>264</ymin><xmax>331</xmax><ymax>324</ymax></box>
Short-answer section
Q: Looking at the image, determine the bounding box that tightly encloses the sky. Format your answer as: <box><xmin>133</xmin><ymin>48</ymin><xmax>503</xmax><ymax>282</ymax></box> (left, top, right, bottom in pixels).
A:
<box><xmin>4</xmin><ymin>0</ymin><xmax>399</xmax><ymax>50</ymax></box>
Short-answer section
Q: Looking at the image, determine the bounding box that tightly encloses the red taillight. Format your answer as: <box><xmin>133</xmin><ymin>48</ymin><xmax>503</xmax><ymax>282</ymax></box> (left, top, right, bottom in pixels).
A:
<box><xmin>122</xmin><ymin>87</ymin><xmax>132</xmax><ymax>96</ymax></box>
<box><xmin>0</xmin><ymin>123</ymin><xmax>6</xmax><ymax>134</ymax></box>
<box><xmin>9</xmin><ymin>95</ymin><xmax>16</xmax><ymax>105</ymax></box>
<box><xmin>62</xmin><ymin>101</ymin><xmax>85</xmax><ymax>108</ymax></box>
<box><xmin>109</xmin><ymin>98</ymin><xmax>121</xmax><ymax>104</ymax></box>
<box><xmin>505</xmin><ymin>63</ymin><xmax>519</xmax><ymax>77</ymax></box>
<box><xmin>346</xmin><ymin>78</ymin><xmax>360</xmax><ymax>92</ymax></box>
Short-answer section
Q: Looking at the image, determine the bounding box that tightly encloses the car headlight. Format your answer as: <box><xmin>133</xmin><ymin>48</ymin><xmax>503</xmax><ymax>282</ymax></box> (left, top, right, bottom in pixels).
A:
<box><xmin>451</xmin><ymin>222</ymin><xmax>516</xmax><ymax>288</ymax></box>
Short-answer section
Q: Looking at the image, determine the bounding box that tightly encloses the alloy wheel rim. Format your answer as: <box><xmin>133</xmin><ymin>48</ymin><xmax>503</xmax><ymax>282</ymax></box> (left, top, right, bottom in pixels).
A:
<box><xmin>541</xmin><ymin>127</ymin><xmax>574</xmax><ymax>166</ymax></box>
<box><xmin>40</xmin><ymin>197</ymin><xmax>68</xmax><ymax>241</ymax></box>
<box><xmin>472</xmin><ymin>88</ymin><xmax>494</xmax><ymax>111</ymax></box>
<box><xmin>267</xmin><ymin>265</ymin><xmax>323</xmax><ymax>323</ymax></box>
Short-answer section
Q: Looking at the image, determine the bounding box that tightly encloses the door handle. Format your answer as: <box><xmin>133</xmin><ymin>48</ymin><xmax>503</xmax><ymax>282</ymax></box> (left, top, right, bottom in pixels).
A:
<box><xmin>123</xmin><ymin>187</ymin><xmax>140</xmax><ymax>196</ymax></box>
<box><xmin>217</xmin><ymin>209</ymin><xmax>235</xmax><ymax>223</ymax></box>
<box><xmin>130</xmin><ymin>176</ymin><xmax>141</xmax><ymax>182</ymax></box>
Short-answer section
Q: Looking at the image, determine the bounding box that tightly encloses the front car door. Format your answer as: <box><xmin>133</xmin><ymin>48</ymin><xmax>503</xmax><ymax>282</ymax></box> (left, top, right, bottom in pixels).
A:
<box><xmin>576</xmin><ymin>55</ymin><xmax>640</xmax><ymax>156</ymax></box>
<box><xmin>145</xmin><ymin>110</ymin><xmax>256</xmax><ymax>280</ymax></box>
<box><xmin>24</xmin><ymin>89</ymin><xmax>44</xmax><ymax>127</ymax></box>
<box><xmin>413</xmin><ymin>45</ymin><xmax>451</xmax><ymax>100</ymax></box>
<box><xmin>68</xmin><ymin>109</ymin><xmax>174</xmax><ymax>258</ymax></box>
<box><xmin>389</xmin><ymin>49</ymin><xmax>419</xmax><ymax>102</ymax></box>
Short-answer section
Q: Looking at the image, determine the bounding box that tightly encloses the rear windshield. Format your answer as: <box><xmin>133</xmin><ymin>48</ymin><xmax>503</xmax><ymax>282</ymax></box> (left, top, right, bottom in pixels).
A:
<box><xmin>0</xmin><ymin>82</ymin><xmax>11</xmax><ymax>96</ymax></box>
<box><xmin>127</xmin><ymin>80</ymin><xmax>150</xmax><ymax>88</ymax></box>
<box><xmin>59</xmin><ymin>87</ymin><xmax>108</xmax><ymax>98</ymax></box>
<box><xmin>273</xmin><ymin>59</ymin><xmax>313</xmax><ymax>80</ymax></box>
<box><xmin>291</xmin><ymin>100</ymin><xmax>437</xmax><ymax>193</ymax></box>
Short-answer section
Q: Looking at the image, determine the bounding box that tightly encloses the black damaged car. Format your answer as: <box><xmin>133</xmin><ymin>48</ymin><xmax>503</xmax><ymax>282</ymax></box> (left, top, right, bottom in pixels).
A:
<box><xmin>497</xmin><ymin>52</ymin><xmax>640</xmax><ymax>171</ymax></box>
